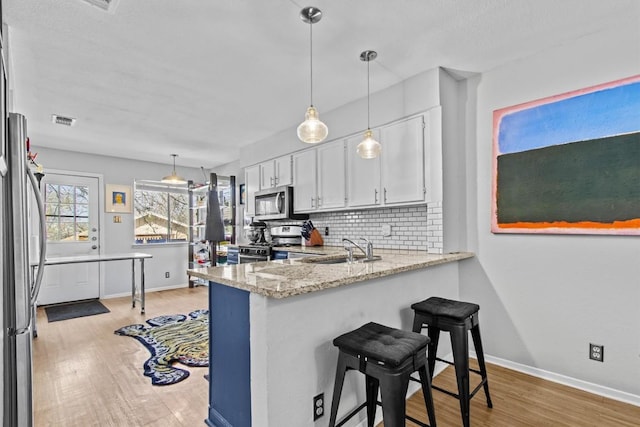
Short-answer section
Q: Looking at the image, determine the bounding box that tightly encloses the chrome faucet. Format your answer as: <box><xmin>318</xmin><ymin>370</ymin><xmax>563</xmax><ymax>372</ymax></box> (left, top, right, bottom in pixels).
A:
<box><xmin>342</xmin><ymin>237</ymin><xmax>374</xmax><ymax>262</ymax></box>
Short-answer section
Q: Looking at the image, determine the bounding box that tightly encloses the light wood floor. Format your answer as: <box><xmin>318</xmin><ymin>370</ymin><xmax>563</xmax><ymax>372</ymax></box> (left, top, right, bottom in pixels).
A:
<box><xmin>33</xmin><ymin>287</ymin><xmax>640</xmax><ymax>426</ymax></box>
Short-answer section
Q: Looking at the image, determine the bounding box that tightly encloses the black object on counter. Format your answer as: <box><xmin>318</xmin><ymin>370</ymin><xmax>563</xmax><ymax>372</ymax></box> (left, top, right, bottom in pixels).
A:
<box><xmin>301</xmin><ymin>220</ymin><xmax>314</xmax><ymax>240</ymax></box>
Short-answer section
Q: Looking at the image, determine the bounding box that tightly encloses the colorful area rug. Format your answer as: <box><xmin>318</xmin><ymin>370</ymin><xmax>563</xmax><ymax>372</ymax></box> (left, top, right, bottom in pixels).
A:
<box><xmin>115</xmin><ymin>309</ymin><xmax>209</xmax><ymax>386</ymax></box>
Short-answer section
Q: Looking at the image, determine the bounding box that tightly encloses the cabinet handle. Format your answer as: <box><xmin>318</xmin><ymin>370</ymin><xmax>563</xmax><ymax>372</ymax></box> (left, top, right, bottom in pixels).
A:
<box><xmin>374</xmin><ymin>188</ymin><xmax>378</xmax><ymax>204</ymax></box>
<box><xmin>275</xmin><ymin>176</ymin><xmax>279</xmax><ymax>186</ymax></box>
<box><xmin>317</xmin><ymin>196</ymin><xmax>321</xmax><ymax>207</ymax></box>
<box><xmin>270</xmin><ymin>176</ymin><xmax>274</xmax><ymax>187</ymax></box>
<box><xmin>311</xmin><ymin>197</ymin><xmax>315</xmax><ymax>208</ymax></box>
<box><xmin>384</xmin><ymin>188</ymin><xmax>387</xmax><ymax>203</ymax></box>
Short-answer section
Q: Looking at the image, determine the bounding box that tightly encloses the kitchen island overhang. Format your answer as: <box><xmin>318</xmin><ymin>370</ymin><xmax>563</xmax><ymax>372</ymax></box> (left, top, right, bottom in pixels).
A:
<box><xmin>190</xmin><ymin>249</ymin><xmax>473</xmax><ymax>427</ymax></box>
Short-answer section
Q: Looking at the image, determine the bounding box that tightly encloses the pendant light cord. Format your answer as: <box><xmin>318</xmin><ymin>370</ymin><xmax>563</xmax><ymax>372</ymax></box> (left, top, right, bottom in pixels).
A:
<box><xmin>309</xmin><ymin>21</ymin><xmax>313</xmax><ymax>107</ymax></box>
<box><xmin>367</xmin><ymin>59</ymin><xmax>371</xmax><ymax>129</ymax></box>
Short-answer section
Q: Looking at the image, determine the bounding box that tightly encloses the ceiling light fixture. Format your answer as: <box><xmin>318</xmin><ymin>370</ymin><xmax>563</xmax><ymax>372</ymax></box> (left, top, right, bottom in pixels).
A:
<box><xmin>161</xmin><ymin>154</ymin><xmax>187</xmax><ymax>184</ymax></box>
<box><xmin>297</xmin><ymin>6</ymin><xmax>328</xmax><ymax>144</ymax></box>
<box><xmin>357</xmin><ymin>50</ymin><xmax>381</xmax><ymax>159</ymax></box>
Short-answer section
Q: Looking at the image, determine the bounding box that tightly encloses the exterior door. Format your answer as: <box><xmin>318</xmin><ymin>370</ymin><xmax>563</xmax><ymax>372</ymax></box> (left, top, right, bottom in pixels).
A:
<box><xmin>36</xmin><ymin>172</ymin><xmax>101</xmax><ymax>305</ymax></box>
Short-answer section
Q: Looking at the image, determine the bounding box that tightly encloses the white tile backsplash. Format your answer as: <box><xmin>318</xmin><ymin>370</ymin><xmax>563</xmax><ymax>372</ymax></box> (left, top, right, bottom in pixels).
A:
<box><xmin>308</xmin><ymin>201</ymin><xmax>443</xmax><ymax>253</ymax></box>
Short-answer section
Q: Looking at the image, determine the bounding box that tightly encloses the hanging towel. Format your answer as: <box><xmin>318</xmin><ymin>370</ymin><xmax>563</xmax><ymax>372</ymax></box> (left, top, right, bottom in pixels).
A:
<box><xmin>205</xmin><ymin>189</ymin><xmax>225</xmax><ymax>242</ymax></box>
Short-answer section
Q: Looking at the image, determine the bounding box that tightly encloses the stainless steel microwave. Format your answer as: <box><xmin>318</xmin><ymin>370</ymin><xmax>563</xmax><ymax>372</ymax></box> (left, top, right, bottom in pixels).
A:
<box><xmin>253</xmin><ymin>186</ymin><xmax>308</xmax><ymax>221</ymax></box>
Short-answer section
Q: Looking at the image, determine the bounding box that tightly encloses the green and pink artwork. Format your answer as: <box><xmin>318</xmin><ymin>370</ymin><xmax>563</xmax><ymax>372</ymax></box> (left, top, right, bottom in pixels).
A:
<box><xmin>492</xmin><ymin>75</ymin><xmax>640</xmax><ymax>235</ymax></box>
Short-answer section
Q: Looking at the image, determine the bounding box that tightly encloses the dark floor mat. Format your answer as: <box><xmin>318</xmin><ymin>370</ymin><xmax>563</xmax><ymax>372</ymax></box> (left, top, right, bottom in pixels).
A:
<box><xmin>45</xmin><ymin>299</ymin><xmax>110</xmax><ymax>322</ymax></box>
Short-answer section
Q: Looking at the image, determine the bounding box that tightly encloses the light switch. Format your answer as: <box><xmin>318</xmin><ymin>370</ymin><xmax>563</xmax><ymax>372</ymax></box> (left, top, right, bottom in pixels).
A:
<box><xmin>113</xmin><ymin>215</ymin><xmax>122</xmax><ymax>223</ymax></box>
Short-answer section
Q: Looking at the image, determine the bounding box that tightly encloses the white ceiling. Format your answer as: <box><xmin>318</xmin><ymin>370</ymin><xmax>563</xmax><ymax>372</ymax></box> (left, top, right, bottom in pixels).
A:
<box><xmin>3</xmin><ymin>0</ymin><xmax>636</xmax><ymax>169</ymax></box>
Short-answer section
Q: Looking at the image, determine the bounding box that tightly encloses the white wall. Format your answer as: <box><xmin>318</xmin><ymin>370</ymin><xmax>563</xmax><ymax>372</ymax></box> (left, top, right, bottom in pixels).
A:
<box><xmin>33</xmin><ymin>146</ymin><xmax>205</xmax><ymax>298</ymax></box>
<box><xmin>461</xmin><ymin>7</ymin><xmax>640</xmax><ymax>400</ymax></box>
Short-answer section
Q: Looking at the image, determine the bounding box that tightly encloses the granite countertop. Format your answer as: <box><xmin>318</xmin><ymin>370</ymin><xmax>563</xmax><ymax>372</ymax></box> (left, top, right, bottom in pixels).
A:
<box><xmin>187</xmin><ymin>247</ymin><xmax>474</xmax><ymax>299</ymax></box>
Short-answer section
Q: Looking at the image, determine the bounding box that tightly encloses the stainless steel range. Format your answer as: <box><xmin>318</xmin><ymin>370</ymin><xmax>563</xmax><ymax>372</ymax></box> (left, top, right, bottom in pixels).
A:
<box><xmin>238</xmin><ymin>243</ymin><xmax>272</xmax><ymax>263</ymax></box>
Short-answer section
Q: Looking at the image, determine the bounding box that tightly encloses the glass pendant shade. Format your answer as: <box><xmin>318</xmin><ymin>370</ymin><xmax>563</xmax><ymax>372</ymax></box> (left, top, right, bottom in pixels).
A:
<box><xmin>358</xmin><ymin>50</ymin><xmax>380</xmax><ymax>159</ymax></box>
<box><xmin>297</xmin><ymin>106</ymin><xmax>328</xmax><ymax>143</ymax></box>
<box><xmin>161</xmin><ymin>154</ymin><xmax>187</xmax><ymax>184</ymax></box>
<box><xmin>298</xmin><ymin>7</ymin><xmax>328</xmax><ymax>144</ymax></box>
<box><xmin>357</xmin><ymin>129</ymin><xmax>381</xmax><ymax>159</ymax></box>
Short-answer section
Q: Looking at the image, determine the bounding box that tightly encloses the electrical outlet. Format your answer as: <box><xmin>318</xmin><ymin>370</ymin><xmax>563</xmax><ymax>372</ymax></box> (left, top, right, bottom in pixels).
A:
<box><xmin>165</xmin><ymin>272</ymin><xmax>170</xmax><ymax>278</ymax></box>
<box><xmin>324</xmin><ymin>227</ymin><xmax>329</xmax><ymax>236</ymax></box>
<box><xmin>589</xmin><ymin>343</ymin><xmax>604</xmax><ymax>362</ymax></box>
<box><xmin>313</xmin><ymin>393</ymin><xmax>324</xmax><ymax>421</ymax></box>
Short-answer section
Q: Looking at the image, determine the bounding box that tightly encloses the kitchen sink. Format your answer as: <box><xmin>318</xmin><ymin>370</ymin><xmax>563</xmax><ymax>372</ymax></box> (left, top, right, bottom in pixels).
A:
<box><xmin>306</xmin><ymin>255</ymin><xmax>382</xmax><ymax>265</ymax></box>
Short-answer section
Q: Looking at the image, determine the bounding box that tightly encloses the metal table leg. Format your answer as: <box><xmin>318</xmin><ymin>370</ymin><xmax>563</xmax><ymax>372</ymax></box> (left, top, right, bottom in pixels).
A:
<box><xmin>131</xmin><ymin>259</ymin><xmax>136</xmax><ymax>309</ymax></box>
<box><xmin>140</xmin><ymin>258</ymin><xmax>145</xmax><ymax>314</ymax></box>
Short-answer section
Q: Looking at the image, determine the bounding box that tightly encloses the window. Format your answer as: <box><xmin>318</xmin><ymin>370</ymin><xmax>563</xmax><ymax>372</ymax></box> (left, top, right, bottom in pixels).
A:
<box><xmin>45</xmin><ymin>183</ymin><xmax>89</xmax><ymax>242</ymax></box>
<box><xmin>134</xmin><ymin>181</ymin><xmax>188</xmax><ymax>244</ymax></box>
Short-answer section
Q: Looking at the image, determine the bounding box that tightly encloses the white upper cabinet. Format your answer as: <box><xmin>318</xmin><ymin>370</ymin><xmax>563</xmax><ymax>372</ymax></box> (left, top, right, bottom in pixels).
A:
<box><xmin>244</xmin><ymin>164</ymin><xmax>260</xmax><ymax>216</ymax></box>
<box><xmin>380</xmin><ymin>115</ymin><xmax>426</xmax><ymax>205</ymax></box>
<box><xmin>260</xmin><ymin>155</ymin><xmax>292</xmax><ymax>189</ymax></box>
<box><xmin>317</xmin><ymin>141</ymin><xmax>346</xmax><ymax>210</ymax></box>
<box><xmin>292</xmin><ymin>149</ymin><xmax>317</xmax><ymax>212</ymax></box>
<box><xmin>346</xmin><ymin>130</ymin><xmax>381</xmax><ymax>208</ymax></box>
<box><xmin>249</xmin><ymin>112</ymin><xmax>430</xmax><ymax>214</ymax></box>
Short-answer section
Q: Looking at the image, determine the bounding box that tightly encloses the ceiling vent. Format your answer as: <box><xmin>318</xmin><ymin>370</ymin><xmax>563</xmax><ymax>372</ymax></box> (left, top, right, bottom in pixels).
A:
<box><xmin>81</xmin><ymin>0</ymin><xmax>121</xmax><ymax>13</ymax></box>
<box><xmin>51</xmin><ymin>114</ymin><xmax>77</xmax><ymax>127</ymax></box>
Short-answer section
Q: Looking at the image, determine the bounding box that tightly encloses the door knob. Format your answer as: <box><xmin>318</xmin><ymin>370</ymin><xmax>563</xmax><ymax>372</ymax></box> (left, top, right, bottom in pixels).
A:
<box><xmin>91</xmin><ymin>245</ymin><xmax>98</xmax><ymax>250</ymax></box>
<box><xmin>91</xmin><ymin>237</ymin><xmax>97</xmax><ymax>241</ymax></box>
<box><xmin>92</xmin><ymin>228</ymin><xmax>97</xmax><ymax>232</ymax></box>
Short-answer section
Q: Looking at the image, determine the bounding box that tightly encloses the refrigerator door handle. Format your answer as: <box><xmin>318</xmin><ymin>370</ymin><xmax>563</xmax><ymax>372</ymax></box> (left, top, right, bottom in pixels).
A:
<box><xmin>27</xmin><ymin>166</ymin><xmax>47</xmax><ymax>307</ymax></box>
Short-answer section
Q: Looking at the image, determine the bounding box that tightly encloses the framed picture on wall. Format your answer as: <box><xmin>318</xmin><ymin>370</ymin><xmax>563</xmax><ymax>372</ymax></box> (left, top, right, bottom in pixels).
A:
<box><xmin>106</xmin><ymin>184</ymin><xmax>132</xmax><ymax>213</ymax></box>
<box><xmin>239</xmin><ymin>184</ymin><xmax>245</xmax><ymax>205</ymax></box>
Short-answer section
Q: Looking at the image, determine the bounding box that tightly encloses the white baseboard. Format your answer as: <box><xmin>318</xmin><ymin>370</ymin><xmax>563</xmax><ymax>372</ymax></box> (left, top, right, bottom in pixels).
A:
<box><xmin>101</xmin><ymin>283</ymin><xmax>190</xmax><ymax>300</ymax></box>
<box><xmin>478</xmin><ymin>352</ymin><xmax>640</xmax><ymax>407</ymax></box>
<box><xmin>350</xmin><ymin>351</ymin><xmax>639</xmax><ymax>427</ymax></box>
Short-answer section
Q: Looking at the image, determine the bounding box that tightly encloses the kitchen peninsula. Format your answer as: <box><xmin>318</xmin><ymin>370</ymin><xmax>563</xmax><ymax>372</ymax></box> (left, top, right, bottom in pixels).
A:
<box><xmin>188</xmin><ymin>248</ymin><xmax>473</xmax><ymax>427</ymax></box>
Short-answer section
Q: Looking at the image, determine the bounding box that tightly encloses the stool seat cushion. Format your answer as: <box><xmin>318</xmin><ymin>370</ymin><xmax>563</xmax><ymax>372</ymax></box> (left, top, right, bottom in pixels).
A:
<box><xmin>333</xmin><ymin>322</ymin><xmax>428</xmax><ymax>368</ymax></box>
<box><xmin>411</xmin><ymin>296</ymin><xmax>480</xmax><ymax>320</ymax></box>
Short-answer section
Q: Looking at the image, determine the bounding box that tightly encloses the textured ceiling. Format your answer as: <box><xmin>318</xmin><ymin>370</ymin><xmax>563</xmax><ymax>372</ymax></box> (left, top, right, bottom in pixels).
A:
<box><xmin>4</xmin><ymin>0</ymin><xmax>637</xmax><ymax>168</ymax></box>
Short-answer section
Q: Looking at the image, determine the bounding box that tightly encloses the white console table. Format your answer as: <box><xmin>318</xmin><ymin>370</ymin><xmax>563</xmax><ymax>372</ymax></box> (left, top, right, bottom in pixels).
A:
<box><xmin>34</xmin><ymin>252</ymin><xmax>152</xmax><ymax>314</ymax></box>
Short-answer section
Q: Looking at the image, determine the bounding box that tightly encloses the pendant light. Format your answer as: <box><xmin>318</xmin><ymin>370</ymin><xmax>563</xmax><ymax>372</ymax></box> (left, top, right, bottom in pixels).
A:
<box><xmin>161</xmin><ymin>154</ymin><xmax>186</xmax><ymax>184</ymax></box>
<box><xmin>297</xmin><ymin>6</ymin><xmax>328</xmax><ymax>144</ymax></box>
<box><xmin>357</xmin><ymin>50</ymin><xmax>381</xmax><ymax>159</ymax></box>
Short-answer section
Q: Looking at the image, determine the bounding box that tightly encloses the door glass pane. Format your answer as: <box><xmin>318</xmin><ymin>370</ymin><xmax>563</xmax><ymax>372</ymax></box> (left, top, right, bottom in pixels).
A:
<box><xmin>45</xmin><ymin>183</ymin><xmax>92</xmax><ymax>242</ymax></box>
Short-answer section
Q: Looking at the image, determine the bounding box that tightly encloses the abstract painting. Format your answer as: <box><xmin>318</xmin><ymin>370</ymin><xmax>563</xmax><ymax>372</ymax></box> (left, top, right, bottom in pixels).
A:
<box><xmin>492</xmin><ymin>75</ymin><xmax>640</xmax><ymax>235</ymax></box>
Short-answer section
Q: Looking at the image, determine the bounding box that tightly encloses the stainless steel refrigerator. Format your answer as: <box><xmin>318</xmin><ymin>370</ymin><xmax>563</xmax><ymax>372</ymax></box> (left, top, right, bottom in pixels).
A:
<box><xmin>1</xmin><ymin>113</ymin><xmax>47</xmax><ymax>427</ymax></box>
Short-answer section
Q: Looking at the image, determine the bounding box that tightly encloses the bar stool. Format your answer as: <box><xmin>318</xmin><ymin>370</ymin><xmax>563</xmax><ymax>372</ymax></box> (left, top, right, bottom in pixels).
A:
<box><xmin>328</xmin><ymin>322</ymin><xmax>437</xmax><ymax>427</ymax></box>
<box><xmin>411</xmin><ymin>297</ymin><xmax>492</xmax><ymax>427</ymax></box>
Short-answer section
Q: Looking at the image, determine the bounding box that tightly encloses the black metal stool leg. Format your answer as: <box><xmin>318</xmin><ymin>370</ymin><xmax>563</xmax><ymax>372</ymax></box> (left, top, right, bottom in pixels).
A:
<box><xmin>427</xmin><ymin>326</ymin><xmax>440</xmax><ymax>381</ymax></box>
<box><xmin>451</xmin><ymin>325</ymin><xmax>471</xmax><ymax>427</ymax></box>
<box><xmin>378</xmin><ymin>372</ymin><xmax>410</xmax><ymax>427</ymax></box>
<box><xmin>365</xmin><ymin>375</ymin><xmax>379</xmax><ymax>427</ymax></box>
<box><xmin>471</xmin><ymin>324</ymin><xmax>493</xmax><ymax>408</ymax></box>
<box><xmin>329</xmin><ymin>353</ymin><xmax>348</xmax><ymax>427</ymax></box>
<box><xmin>418</xmin><ymin>366</ymin><xmax>438</xmax><ymax>427</ymax></box>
